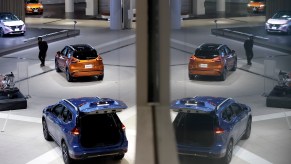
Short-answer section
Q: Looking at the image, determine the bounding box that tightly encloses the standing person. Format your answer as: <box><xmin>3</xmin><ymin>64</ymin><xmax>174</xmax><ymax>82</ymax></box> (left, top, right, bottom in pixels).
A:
<box><xmin>38</xmin><ymin>37</ymin><xmax>48</xmax><ymax>67</ymax></box>
<box><xmin>244</xmin><ymin>35</ymin><xmax>254</xmax><ymax>65</ymax></box>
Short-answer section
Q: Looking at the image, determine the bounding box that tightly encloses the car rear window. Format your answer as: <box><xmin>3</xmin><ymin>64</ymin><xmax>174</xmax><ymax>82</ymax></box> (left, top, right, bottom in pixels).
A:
<box><xmin>73</xmin><ymin>47</ymin><xmax>98</xmax><ymax>60</ymax></box>
<box><xmin>195</xmin><ymin>49</ymin><xmax>219</xmax><ymax>59</ymax></box>
<box><xmin>173</xmin><ymin>112</ymin><xmax>215</xmax><ymax>147</ymax></box>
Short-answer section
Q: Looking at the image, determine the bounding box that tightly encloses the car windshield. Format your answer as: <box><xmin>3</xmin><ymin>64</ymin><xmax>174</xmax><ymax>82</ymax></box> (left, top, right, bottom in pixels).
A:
<box><xmin>195</xmin><ymin>49</ymin><xmax>219</xmax><ymax>59</ymax></box>
<box><xmin>0</xmin><ymin>14</ymin><xmax>19</xmax><ymax>22</ymax></box>
<box><xmin>26</xmin><ymin>0</ymin><xmax>39</xmax><ymax>3</ymax></box>
<box><xmin>272</xmin><ymin>12</ymin><xmax>291</xmax><ymax>20</ymax></box>
<box><xmin>73</xmin><ymin>47</ymin><xmax>98</xmax><ymax>60</ymax></box>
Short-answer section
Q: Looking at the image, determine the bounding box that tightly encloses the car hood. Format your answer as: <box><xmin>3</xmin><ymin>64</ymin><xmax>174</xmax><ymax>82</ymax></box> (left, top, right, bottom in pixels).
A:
<box><xmin>3</xmin><ymin>20</ymin><xmax>24</xmax><ymax>26</ymax></box>
<box><xmin>267</xmin><ymin>19</ymin><xmax>289</xmax><ymax>25</ymax></box>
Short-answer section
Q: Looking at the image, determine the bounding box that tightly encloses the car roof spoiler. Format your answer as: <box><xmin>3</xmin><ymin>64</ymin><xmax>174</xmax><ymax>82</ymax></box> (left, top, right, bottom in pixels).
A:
<box><xmin>170</xmin><ymin>97</ymin><xmax>215</xmax><ymax>113</ymax></box>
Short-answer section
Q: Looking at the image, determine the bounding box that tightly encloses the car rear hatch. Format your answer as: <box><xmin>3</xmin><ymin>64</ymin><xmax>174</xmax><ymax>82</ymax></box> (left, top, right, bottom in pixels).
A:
<box><xmin>72</xmin><ymin>49</ymin><xmax>103</xmax><ymax>71</ymax></box>
<box><xmin>76</xmin><ymin>98</ymin><xmax>127</xmax><ymax>149</ymax></box>
<box><xmin>171</xmin><ymin>98</ymin><xmax>217</xmax><ymax>147</ymax></box>
<box><xmin>191</xmin><ymin>49</ymin><xmax>222</xmax><ymax>70</ymax></box>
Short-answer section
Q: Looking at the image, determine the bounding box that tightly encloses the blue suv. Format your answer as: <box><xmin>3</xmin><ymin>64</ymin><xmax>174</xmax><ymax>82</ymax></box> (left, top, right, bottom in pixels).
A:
<box><xmin>171</xmin><ymin>96</ymin><xmax>252</xmax><ymax>164</ymax></box>
<box><xmin>42</xmin><ymin>97</ymin><xmax>128</xmax><ymax>164</ymax></box>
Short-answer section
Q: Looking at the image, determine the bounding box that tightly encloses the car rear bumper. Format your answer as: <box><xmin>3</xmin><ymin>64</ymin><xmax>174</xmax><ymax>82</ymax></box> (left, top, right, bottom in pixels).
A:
<box><xmin>69</xmin><ymin>146</ymin><xmax>128</xmax><ymax>160</ymax></box>
<box><xmin>189</xmin><ymin>69</ymin><xmax>222</xmax><ymax>76</ymax></box>
<box><xmin>177</xmin><ymin>145</ymin><xmax>226</xmax><ymax>159</ymax></box>
<box><xmin>70</xmin><ymin>70</ymin><xmax>104</xmax><ymax>77</ymax></box>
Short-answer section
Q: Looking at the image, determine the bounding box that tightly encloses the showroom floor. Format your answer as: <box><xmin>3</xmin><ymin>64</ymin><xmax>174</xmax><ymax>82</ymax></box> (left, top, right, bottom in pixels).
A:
<box><xmin>0</xmin><ymin>16</ymin><xmax>291</xmax><ymax>164</ymax></box>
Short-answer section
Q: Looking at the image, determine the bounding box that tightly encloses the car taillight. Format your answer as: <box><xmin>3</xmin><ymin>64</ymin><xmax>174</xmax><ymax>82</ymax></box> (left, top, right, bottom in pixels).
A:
<box><xmin>212</xmin><ymin>56</ymin><xmax>222</xmax><ymax>62</ymax></box>
<box><xmin>122</xmin><ymin>124</ymin><xmax>126</xmax><ymax>132</ymax></box>
<box><xmin>71</xmin><ymin>58</ymin><xmax>79</xmax><ymax>63</ymax></box>
<box><xmin>96</xmin><ymin>55</ymin><xmax>103</xmax><ymax>61</ymax></box>
<box><xmin>214</xmin><ymin>127</ymin><xmax>224</xmax><ymax>134</ymax></box>
<box><xmin>190</xmin><ymin>55</ymin><xmax>196</xmax><ymax>61</ymax></box>
<box><xmin>71</xmin><ymin>127</ymin><xmax>80</xmax><ymax>136</ymax></box>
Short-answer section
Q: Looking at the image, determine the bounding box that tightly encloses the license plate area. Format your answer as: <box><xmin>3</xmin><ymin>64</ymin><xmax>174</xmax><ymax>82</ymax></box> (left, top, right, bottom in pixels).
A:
<box><xmin>85</xmin><ymin>64</ymin><xmax>93</xmax><ymax>69</ymax></box>
<box><xmin>199</xmin><ymin>64</ymin><xmax>208</xmax><ymax>68</ymax></box>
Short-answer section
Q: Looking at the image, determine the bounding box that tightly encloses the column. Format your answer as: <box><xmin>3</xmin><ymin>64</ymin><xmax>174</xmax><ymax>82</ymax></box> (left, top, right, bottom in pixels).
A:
<box><xmin>192</xmin><ymin>0</ymin><xmax>205</xmax><ymax>16</ymax></box>
<box><xmin>122</xmin><ymin>0</ymin><xmax>132</xmax><ymax>29</ymax></box>
<box><xmin>171</xmin><ymin>0</ymin><xmax>181</xmax><ymax>29</ymax></box>
<box><xmin>86</xmin><ymin>0</ymin><xmax>98</xmax><ymax>16</ymax></box>
<box><xmin>65</xmin><ymin>0</ymin><xmax>74</xmax><ymax>18</ymax></box>
<box><xmin>216</xmin><ymin>0</ymin><xmax>225</xmax><ymax>18</ymax></box>
<box><xmin>110</xmin><ymin>0</ymin><xmax>122</xmax><ymax>30</ymax></box>
<box><xmin>135</xmin><ymin>0</ymin><xmax>179</xmax><ymax>164</ymax></box>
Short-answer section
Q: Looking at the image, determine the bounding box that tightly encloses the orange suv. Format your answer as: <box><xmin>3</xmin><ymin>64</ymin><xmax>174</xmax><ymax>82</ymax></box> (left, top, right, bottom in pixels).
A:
<box><xmin>188</xmin><ymin>43</ymin><xmax>237</xmax><ymax>81</ymax></box>
<box><xmin>247</xmin><ymin>0</ymin><xmax>265</xmax><ymax>13</ymax></box>
<box><xmin>55</xmin><ymin>44</ymin><xmax>104</xmax><ymax>82</ymax></box>
<box><xmin>25</xmin><ymin>0</ymin><xmax>44</xmax><ymax>15</ymax></box>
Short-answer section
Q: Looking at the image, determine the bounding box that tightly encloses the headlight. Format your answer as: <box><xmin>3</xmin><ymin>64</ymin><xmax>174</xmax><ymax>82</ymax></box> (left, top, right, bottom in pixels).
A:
<box><xmin>247</xmin><ymin>4</ymin><xmax>251</xmax><ymax>7</ymax></box>
<box><xmin>260</xmin><ymin>5</ymin><xmax>265</xmax><ymax>7</ymax></box>
<box><xmin>40</xmin><ymin>5</ymin><xmax>43</xmax><ymax>8</ymax></box>
<box><xmin>265</xmin><ymin>23</ymin><xmax>269</xmax><ymax>26</ymax></box>
<box><xmin>27</xmin><ymin>6</ymin><xmax>31</xmax><ymax>9</ymax></box>
<box><xmin>280</xmin><ymin>24</ymin><xmax>288</xmax><ymax>27</ymax></box>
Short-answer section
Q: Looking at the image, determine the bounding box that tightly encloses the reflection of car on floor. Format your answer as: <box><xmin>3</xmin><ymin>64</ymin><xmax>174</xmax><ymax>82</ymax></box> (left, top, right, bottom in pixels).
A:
<box><xmin>247</xmin><ymin>0</ymin><xmax>265</xmax><ymax>13</ymax></box>
<box><xmin>265</xmin><ymin>11</ymin><xmax>291</xmax><ymax>35</ymax></box>
<box><xmin>55</xmin><ymin>44</ymin><xmax>104</xmax><ymax>82</ymax></box>
<box><xmin>25</xmin><ymin>0</ymin><xmax>44</xmax><ymax>15</ymax></box>
<box><xmin>0</xmin><ymin>12</ymin><xmax>26</xmax><ymax>37</ymax></box>
<box><xmin>171</xmin><ymin>96</ymin><xmax>252</xmax><ymax>164</ymax></box>
<box><xmin>42</xmin><ymin>97</ymin><xmax>128</xmax><ymax>164</ymax></box>
<box><xmin>188</xmin><ymin>43</ymin><xmax>237</xmax><ymax>81</ymax></box>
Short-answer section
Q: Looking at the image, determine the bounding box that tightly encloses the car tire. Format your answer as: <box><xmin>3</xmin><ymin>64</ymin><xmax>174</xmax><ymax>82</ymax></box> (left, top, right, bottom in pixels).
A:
<box><xmin>220</xmin><ymin>140</ymin><xmax>233</xmax><ymax>164</ymax></box>
<box><xmin>113</xmin><ymin>153</ymin><xmax>125</xmax><ymax>160</ymax></box>
<box><xmin>97</xmin><ymin>75</ymin><xmax>104</xmax><ymax>81</ymax></box>
<box><xmin>42</xmin><ymin>120</ymin><xmax>53</xmax><ymax>141</ymax></box>
<box><xmin>62</xmin><ymin>142</ymin><xmax>75</xmax><ymax>164</ymax></box>
<box><xmin>0</xmin><ymin>28</ymin><xmax>5</xmax><ymax>37</ymax></box>
<box><xmin>230</xmin><ymin>59</ymin><xmax>237</xmax><ymax>71</ymax></box>
<box><xmin>55</xmin><ymin>61</ymin><xmax>61</xmax><ymax>72</ymax></box>
<box><xmin>66</xmin><ymin>69</ymin><xmax>73</xmax><ymax>82</ymax></box>
<box><xmin>241</xmin><ymin>118</ymin><xmax>252</xmax><ymax>140</ymax></box>
<box><xmin>219</xmin><ymin>68</ymin><xmax>227</xmax><ymax>81</ymax></box>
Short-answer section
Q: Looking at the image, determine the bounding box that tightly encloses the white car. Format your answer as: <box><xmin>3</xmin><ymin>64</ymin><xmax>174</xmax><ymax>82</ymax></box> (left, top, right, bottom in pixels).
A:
<box><xmin>0</xmin><ymin>12</ymin><xmax>26</xmax><ymax>37</ymax></box>
<box><xmin>265</xmin><ymin>11</ymin><xmax>291</xmax><ymax>35</ymax></box>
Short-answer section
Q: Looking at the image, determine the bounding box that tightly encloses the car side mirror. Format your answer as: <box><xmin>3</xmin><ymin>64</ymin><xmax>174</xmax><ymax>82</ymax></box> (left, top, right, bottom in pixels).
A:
<box><xmin>231</xmin><ymin>50</ymin><xmax>235</xmax><ymax>54</ymax></box>
<box><xmin>0</xmin><ymin>20</ymin><xmax>3</xmax><ymax>23</ymax></box>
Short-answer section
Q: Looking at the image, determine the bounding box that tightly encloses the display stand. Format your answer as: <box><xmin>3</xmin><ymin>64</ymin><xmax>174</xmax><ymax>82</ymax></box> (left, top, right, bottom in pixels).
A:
<box><xmin>17</xmin><ymin>61</ymin><xmax>30</xmax><ymax>99</ymax></box>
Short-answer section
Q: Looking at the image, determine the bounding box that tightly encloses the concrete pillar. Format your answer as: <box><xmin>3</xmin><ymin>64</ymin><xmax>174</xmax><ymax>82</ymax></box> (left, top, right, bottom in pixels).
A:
<box><xmin>86</xmin><ymin>0</ymin><xmax>98</xmax><ymax>16</ymax></box>
<box><xmin>110</xmin><ymin>0</ymin><xmax>122</xmax><ymax>30</ymax></box>
<box><xmin>216</xmin><ymin>0</ymin><xmax>225</xmax><ymax>18</ymax></box>
<box><xmin>65</xmin><ymin>0</ymin><xmax>74</xmax><ymax>18</ymax></box>
<box><xmin>171</xmin><ymin>0</ymin><xmax>181</xmax><ymax>29</ymax></box>
<box><xmin>135</xmin><ymin>0</ymin><xmax>179</xmax><ymax>164</ymax></box>
<box><xmin>123</xmin><ymin>0</ymin><xmax>132</xmax><ymax>29</ymax></box>
<box><xmin>192</xmin><ymin>0</ymin><xmax>205</xmax><ymax>16</ymax></box>
<box><xmin>65</xmin><ymin>0</ymin><xmax>74</xmax><ymax>12</ymax></box>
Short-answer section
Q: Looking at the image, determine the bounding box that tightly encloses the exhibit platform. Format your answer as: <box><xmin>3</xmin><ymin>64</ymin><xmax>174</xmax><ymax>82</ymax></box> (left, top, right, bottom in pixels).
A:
<box><xmin>0</xmin><ymin>88</ymin><xmax>27</xmax><ymax>111</ymax></box>
<box><xmin>266</xmin><ymin>86</ymin><xmax>291</xmax><ymax>109</ymax></box>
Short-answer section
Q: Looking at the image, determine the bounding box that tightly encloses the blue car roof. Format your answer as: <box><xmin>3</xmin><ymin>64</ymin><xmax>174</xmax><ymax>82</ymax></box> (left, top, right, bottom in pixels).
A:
<box><xmin>64</xmin><ymin>97</ymin><xmax>127</xmax><ymax>114</ymax></box>
<box><xmin>171</xmin><ymin>96</ymin><xmax>230</xmax><ymax>113</ymax></box>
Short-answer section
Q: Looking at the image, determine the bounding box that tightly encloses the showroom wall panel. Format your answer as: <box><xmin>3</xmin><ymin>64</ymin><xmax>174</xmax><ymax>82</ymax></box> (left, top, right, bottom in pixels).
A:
<box><xmin>266</xmin><ymin>0</ymin><xmax>291</xmax><ymax>20</ymax></box>
<box><xmin>0</xmin><ymin>0</ymin><xmax>25</xmax><ymax>22</ymax></box>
